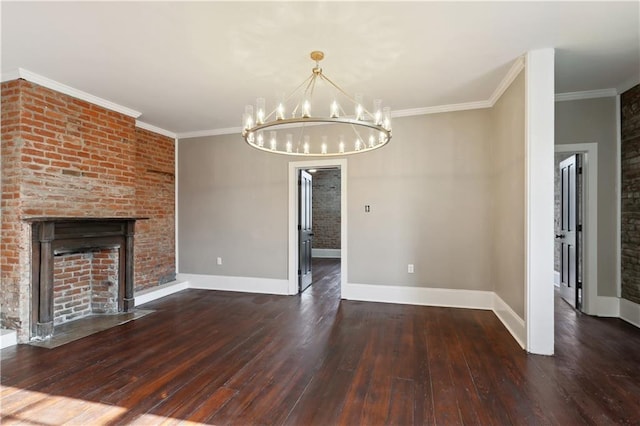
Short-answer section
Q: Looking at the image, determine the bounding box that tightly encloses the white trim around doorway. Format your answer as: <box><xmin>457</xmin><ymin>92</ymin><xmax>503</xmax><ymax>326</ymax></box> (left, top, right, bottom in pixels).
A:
<box><xmin>287</xmin><ymin>159</ymin><xmax>347</xmax><ymax>296</ymax></box>
<box><xmin>555</xmin><ymin>143</ymin><xmax>598</xmax><ymax>315</ymax></box>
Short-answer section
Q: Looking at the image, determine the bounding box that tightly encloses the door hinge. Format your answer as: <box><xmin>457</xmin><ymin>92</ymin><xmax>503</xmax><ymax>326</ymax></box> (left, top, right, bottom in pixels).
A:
<box><xmin>577</xmin><ymin>224</ymin><xmax>582</xmax><ymax>232</ymax></box>
<box><xmin>577</xmin><ymin>281</ymin><xmax>583</xmax><ymax>290</ymax></box>
<box><xmin>298</xmin><ymin>224</ymin><xmax>301</xmax><ymax>230</ymax></box>
<box><xmin>578</xmin><ymin>166</ymin><xmax>583</xmax><ymax>174</ymax></box>
<box><xmin>298</xmin><ymin>269</ymin><xmax>301</xmax><ymax>275</ymax></box>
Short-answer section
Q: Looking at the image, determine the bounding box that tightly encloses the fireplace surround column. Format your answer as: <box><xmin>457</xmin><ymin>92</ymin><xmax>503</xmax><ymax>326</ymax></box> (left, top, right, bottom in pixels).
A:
<box><xmin>36</xmin><ymin>222</ymin><xmax>55</xmax><ymax>339</ymax></box>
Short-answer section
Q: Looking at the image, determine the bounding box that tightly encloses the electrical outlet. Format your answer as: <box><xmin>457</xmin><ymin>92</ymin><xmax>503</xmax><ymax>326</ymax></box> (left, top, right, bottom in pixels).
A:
<box><xmin>217</xmin><ymin>257</ymin><xmax>222</xmax><ymax>265</ymax></box>
<box><xmin>408</xmin><ymin>264</ymin><xmax>414</xmax><ymax>273</ymax></box>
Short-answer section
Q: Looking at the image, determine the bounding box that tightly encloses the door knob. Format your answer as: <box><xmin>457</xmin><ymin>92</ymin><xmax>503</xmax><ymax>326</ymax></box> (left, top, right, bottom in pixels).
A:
<box><xmin>555</xmin><ymin>234</ymin><xmax>565</xmax><ymax>239</ymax></box>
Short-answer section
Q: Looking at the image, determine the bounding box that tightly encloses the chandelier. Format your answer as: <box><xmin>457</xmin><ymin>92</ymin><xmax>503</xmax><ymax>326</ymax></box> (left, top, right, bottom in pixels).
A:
<box><xmin>241</xmin><ymin>51</ymin><xmax>392</xmax><ymax>156</ymax></box>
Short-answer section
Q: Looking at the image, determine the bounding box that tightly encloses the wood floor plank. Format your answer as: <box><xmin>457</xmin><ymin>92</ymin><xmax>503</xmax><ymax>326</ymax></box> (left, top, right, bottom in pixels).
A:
<box><xmin>2</xmin><ymin>258</ymin><xmax>639</xmax><ymax>425</ymax></box>
<box><xmin>426</xmin><ymin>308</ymin><xmax>463</xmax><ymax>425</ymax></box>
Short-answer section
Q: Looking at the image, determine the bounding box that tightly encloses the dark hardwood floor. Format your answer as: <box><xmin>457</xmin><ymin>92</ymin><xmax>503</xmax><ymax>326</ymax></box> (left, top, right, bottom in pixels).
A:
<box><xmin>2</xmin><ymin>258</ymin><xmax>639</xmax><ymax>425</ymax></box>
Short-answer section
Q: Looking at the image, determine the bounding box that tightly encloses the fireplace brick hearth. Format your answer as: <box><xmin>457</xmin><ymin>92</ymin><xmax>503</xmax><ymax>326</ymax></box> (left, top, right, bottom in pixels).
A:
<box><xmin>1</xmin><ymin>79</ymin><xmax>176</xmax><ymax>342</ymax></box>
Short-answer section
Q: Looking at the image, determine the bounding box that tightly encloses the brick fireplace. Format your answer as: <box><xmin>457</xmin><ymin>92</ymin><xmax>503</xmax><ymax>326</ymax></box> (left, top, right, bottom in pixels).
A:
<box><xmin>1</xmin><ymin>79</ymin><xmax>176</xmax><ymax>343</ymax></box>
<box><xmin>27</xmin><ymin>218</ymin><xmax>143</xmax><ymax>340</ymax></box>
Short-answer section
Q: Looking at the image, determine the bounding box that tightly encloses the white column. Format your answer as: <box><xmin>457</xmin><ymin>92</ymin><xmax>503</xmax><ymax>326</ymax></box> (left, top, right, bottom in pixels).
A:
<box><xmin>525</xmin><ymin>48</ymin><xmax>555</xmax><ymax>355</ymax></box>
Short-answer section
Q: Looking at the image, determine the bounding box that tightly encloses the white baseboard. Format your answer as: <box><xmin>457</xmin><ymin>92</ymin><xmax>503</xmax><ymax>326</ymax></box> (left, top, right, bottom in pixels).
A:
<box><xmin>620</xmin><ymin>298</ymin><xmax>640</xmax><ymax>328</ymax></box>
<box><xmin>595</xmin><ymin>296</ymin><xmax>620</xmax><ymax>317</ymax></box>
<box><xmin>493</xmin><ymin>294</ymin><xmax>526</xmax><ymax>349</ymax></box>
<box><xmin>342</xmin><ymin>283</ymin><xmax>526</xmax><ymax>349</ymax></box>
<box><xmin>1</xmin><ymin>329</ymin><xmax>17</xmax><ymax>349</ymax></box>
<box><xmin>554</xmin><ymin>271</ymin><xmax>560</xmax><ymax>287</ymax></box>
<box><xmin>343</xmin><ymin>283</ymin><xmax>494</xmax><ymax>310</ymax></box>
<box><xmin>135</xmin><ymin>280</ymin><xmax>189</xmax><ymax>306</ymax></box>
<box><xmin>179</xmin><ymin>273</ymin><xmax>289</xmax><ymax>295</ymax></box>
<box><xmin>312</xmin><ymin>248</ymin><xmax>341</xmax><ymax>258</ymax></box>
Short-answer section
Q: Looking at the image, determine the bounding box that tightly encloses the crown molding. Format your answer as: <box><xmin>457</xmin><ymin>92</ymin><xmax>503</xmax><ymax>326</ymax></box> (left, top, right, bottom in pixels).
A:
<box><xmin>3</xmin><ymin>68</ymin><xmax>142</xmax><ymax>118</ymax></box>
<box><xmin>555</xmin><ymin>88</ymin><xmax>617</xmax><ymax>102</ymax></box>
<box><xmin>135</xmin><ymin>120</ymin><xmax>176</xmax><ymax>139</ymax></box>
<box><xmin>488</xmin><ymin>56</ymin><xmax>525</xmax><ymax>106</ymax></box>
<box><xmin>177</xmin><ymin>127</ymin><xmax>243</xmax><ymax>139</ymax></box>
<box><xmin>392</xmin><ymin>100</ymin><xmax>492</xmax><ymax>118</ymax></box>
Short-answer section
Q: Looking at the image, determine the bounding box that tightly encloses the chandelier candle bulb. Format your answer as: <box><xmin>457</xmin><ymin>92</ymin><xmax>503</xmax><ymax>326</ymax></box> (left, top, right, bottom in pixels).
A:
<box><xmin>270</xmin><ymin>131</ymin><xmax>277</xmax><ymax>150</ymax></box>
<box><xmin>256</xmin><ymin>98</ymin><xmax>265</xmax><ymax>125</ymax></box>
<box><xmin>383</xmin><ymin>107</ymin><xmax>391</xmax><ymax>130</ymax></box>
<box><xmin>240</xmin><ymin>51</ymin><xmax>391</xmax><ymax>156</ymax></box>
<box><xmin>302</xmin><ymin>98</ymin><xmax>311</xmax><ymax>118</ymax></box>
<box><xmin>303</xmin><ymin>135</ymin><xmax>310</xmax><ymax>154</ymax></box>
<box><xmin>276</xmin><ymin>102</ymin><xmax>284</xmax><ymax>120</ymax></box>
<box><xmin>355</xmin><ymin>93</ymin><xmax>364</xmax><ymax>120</ymax></box>
<box><xmin>330</xmin><ymin>100</ymin><xmax>340</xmax><ymax>118</ymax></box>
<box><xmin>373</xmin><ymin>99</ymin><xmax>382</xmax><ymax>125</ymax></box>
<box><xmin>244</xmin><ymin>105</ymin><xmax>254</xmax><ymax>130</ymax></box>
<box><xmin>286</xmin><ymin>134</ymin><xmax>293</xmax><ymax>153</ymax></box>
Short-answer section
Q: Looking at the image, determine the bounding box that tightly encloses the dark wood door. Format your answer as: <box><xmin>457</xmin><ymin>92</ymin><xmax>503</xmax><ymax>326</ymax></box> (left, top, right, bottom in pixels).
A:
<box><xmin>557</xmin><ymin>154</ymin><xmax>581</xmax><ymax>309</ymax></box>
<box><xmin>298</xmin><ymin>170</ymin><xmax>313</xmax><ymax>293</ymax></box>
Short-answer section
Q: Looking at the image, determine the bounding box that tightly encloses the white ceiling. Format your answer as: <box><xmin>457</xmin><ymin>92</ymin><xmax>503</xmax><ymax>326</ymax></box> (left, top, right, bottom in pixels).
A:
<box><xmin>2</xmin><ymin>1</ymin><xmax>638</xmax><ymax>136</ymax></box>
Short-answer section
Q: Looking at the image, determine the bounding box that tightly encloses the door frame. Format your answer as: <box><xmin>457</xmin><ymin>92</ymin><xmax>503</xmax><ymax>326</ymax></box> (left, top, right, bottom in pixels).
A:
<box><xmin>555</xmin><ymin>143</ymin><xmax>598</xmax><ymax>315</ymax></box>
<box><xmin>287</xmin><ymin>159</ymin><xmax>347</xmax><ymax>296</ymax></box>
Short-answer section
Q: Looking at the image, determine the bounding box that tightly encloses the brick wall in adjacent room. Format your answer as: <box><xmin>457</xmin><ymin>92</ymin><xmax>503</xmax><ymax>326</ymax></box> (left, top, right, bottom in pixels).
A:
<box><xmin>311</xmin><ymin>169</ymin><xmax>341</xmax><ymax>250</ymax></box>
<box><xmin>621</xmin><ymin>84</ymin><xmax>640</xmax><ymax>305</ymax></box>
<box><xmin>0</xmin><ymin>79</ymin><xmax>175</xmax><ymax>340</ymax></box>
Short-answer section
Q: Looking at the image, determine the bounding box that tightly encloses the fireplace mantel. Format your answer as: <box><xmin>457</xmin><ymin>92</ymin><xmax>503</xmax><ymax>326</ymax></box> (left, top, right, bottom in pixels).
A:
<box><xmin>26</xmin><ymin>217</ymin><xmax>147</xmax><ymax>340</ymax></box>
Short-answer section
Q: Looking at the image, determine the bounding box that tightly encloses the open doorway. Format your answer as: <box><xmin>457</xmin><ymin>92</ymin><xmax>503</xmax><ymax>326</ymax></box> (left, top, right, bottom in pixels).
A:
<box><xmin>554</xmin><ymin>143</ymin><xmax>598</xmax><ymax>314</ymax></box>
<box><xmin>555</xmin><ymin>153</ymin><xmax>583</xmax><ymax>309</ymax></box>
<box><xmin>298</xmin><ymin>167</ymin><xmax>342</xmax><ymax>294</ymax></box>
<box><xmin>288</xmin><ymin>159</ymin><xmax>347</xmax><ymax>297</ymax></box>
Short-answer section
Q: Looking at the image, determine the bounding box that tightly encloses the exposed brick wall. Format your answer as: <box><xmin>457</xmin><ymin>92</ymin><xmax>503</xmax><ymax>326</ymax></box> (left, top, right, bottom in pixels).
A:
<box><xmin>1</xmin><ymin>80</ymin><xmax>26</xmax><ymax>331</ymax></box>
<box><xmin>311</xmin><ymin>169</ymin><xmax>341</xmax><ymax>250</ymax></box>
<box><xmin>134</xmin><ymin>128</ymin><xmax>176</xmax><ymax>290</ymax></box>
<box><xmin>621</xmin><ymin>84</ymin><xmax>640</xmax><ymax>304</ymax></box>
<box><xmin>0</xmin><ymin>79</ymin><xmax>175</xmax><ymax>340</ymax></box>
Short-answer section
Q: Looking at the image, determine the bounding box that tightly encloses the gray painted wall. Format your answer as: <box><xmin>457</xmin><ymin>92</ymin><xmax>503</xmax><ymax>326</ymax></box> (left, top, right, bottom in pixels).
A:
<box><xmin>178</xmin><ymin>110</ymin><xmax>495</xmax><ymax>291</ymax></box>
<box><xmin>178</xmin><ymin>136</ymin><xmax>290</xmax><ymax>279</ymax></box>
<box><xmin>490</xmin><ymin>71</ymin><xmax>526</xmax><ymax>318</ymax></box>
<box><xmin>178</xmin><ymin>78</ymin><xmax>527</xmax><ymax>317</ymax></box>
<box><xmin>555</xmin><ymin>97</ymin><xmax>618</xmax><ymax>297</ymax></box>
<box><xmin>346</xmin><ymin>111</ymin><xmax>493</xmax><ymax>289</ymax></box>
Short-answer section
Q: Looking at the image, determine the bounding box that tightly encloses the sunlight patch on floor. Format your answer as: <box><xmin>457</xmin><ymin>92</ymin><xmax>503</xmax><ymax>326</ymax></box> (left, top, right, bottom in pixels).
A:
<box><xmin>0</xmin><ymin>386</ymin><xmax>209</xmax><ymax>426</ymax></box>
